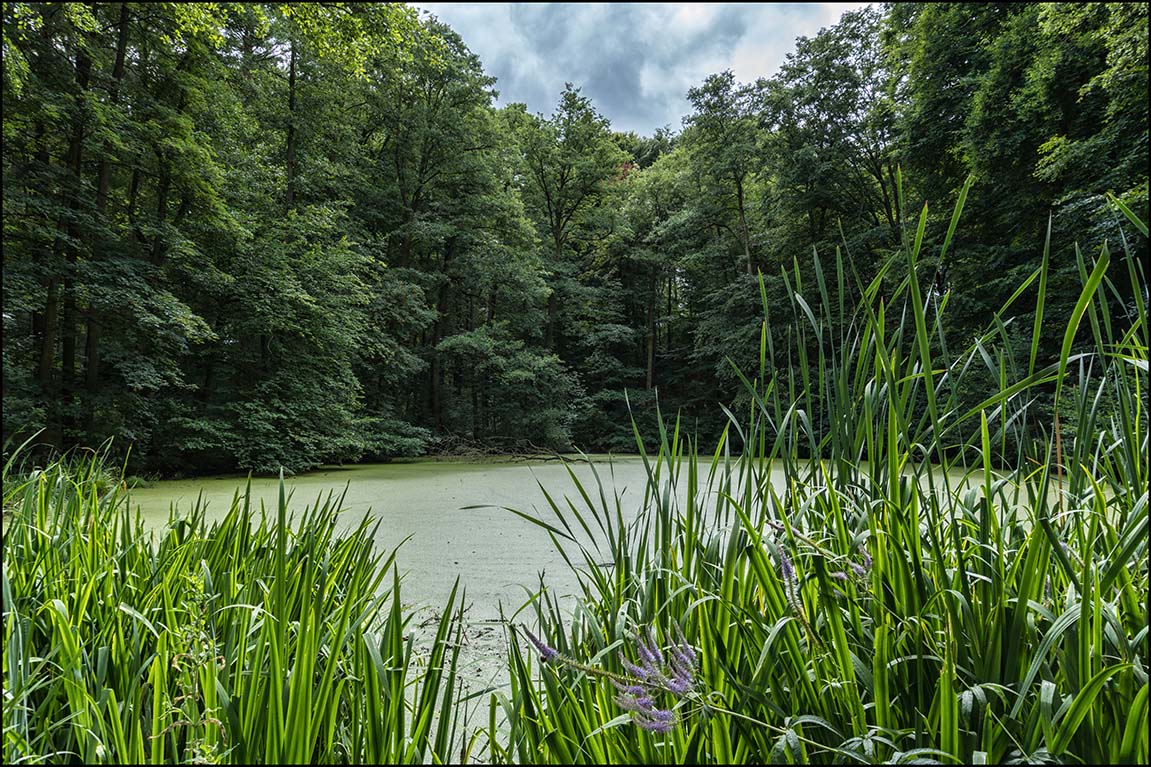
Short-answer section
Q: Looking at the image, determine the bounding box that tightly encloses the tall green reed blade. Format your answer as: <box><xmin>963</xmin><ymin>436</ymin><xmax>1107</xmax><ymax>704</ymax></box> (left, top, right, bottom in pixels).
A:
<box><xmin>2</xmin><ymin>444</ymin><xmax>467</xmax><ymax>765</ymax></box>
<box><xmin>491</xmin><ymin>175</ymin><xmax>1147</xmax><ymax>765</ymax></box>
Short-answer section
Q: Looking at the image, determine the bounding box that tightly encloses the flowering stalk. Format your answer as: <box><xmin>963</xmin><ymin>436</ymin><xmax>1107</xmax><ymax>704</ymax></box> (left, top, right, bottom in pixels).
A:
<box><xmin>519</xmin><ymin>623</ymin><xmax>698</xmax><ymax>733</ymax></box>
<box><xmin>767</xmin><ymin>519</ymin><xmax>872</xmax><ymax>581</ymax></box>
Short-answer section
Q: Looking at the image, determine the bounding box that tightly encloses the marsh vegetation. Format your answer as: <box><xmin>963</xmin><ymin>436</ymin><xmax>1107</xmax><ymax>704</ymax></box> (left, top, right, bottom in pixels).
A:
<box><xmin>3</xmin><ymin>2</ymin><xmax>1147</xmax><ymax>764</ymax></box>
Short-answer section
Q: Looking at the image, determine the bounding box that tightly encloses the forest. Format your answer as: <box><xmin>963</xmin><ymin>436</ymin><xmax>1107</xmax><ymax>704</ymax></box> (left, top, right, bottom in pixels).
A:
<box><xmin>4</xmin><ymin>2</ymin><xmax>1146</xmax><ymax>475</ymax></box>
<box><xmin>4</xmin><ymin>3</ymin><xmax>1150</xmax><ymax>766</ymax></box>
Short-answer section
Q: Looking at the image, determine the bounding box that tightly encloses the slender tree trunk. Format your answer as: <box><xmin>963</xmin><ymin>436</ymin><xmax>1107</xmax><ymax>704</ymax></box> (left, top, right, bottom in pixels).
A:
<box><xmin>545</xmin><ymin>240</ymin><xmax>562</xmax><ymax>350</ymax></box>
<box><xmin>126</xmin><ymin>167</ymin><xmax>143</xmax><ymax>241</ymax></box>
<box><xmin>31</xmin><ymin>31</ymin><xmax>59</xmax><ymax>444</ymax></box>
<box><xmin>240</xmin><ymin>26</ymin><xmax>255</xmax><ymax>81</ymax></box>
<box><xmin>126</xmin><ymin>41</ymin><xmax>149</xmax><ymax>247</ymax></box>
<box><xmin>32</xmin><ymin>119</ymin><xmax>51</xmax><ymax>393</ymax></box>
<box><xmin>471</xmin><ymin>381</ymin><xmax>480</xmax><ymax>440</ymax></box>
<box><xmin>873</xmin><ymin>160</ymin><xmax>896</xmax><ymax>231</ymax></box>
<box><xmin>735</xmin><ymin>175</ymin><xmax>753</xmax><ymax>275</ymax></box>
<box><xmin>646</xmin><ymin>272</ymin><xmax>656</xmax><ymax>389</ymax></box>
<box><xmin>430</xmin><ymin>312</ymin><xmax>445</xmax><ymax>433</ymax></box>
<box><xmin>94</xmin><ymin>3</ymin><xmax>129</xmax><ymax>214</ymax></box>
<box><xmin>286</xmin><ymin>39</ymin><xmax>297</xmax><ymax>210</ymax></box>
<box><xmin>430</xmin><ymin>239</ymin><xmax>455</xmax><ymax>433</ymax></box>
<box><xmin>85</xmin><ymin>2</ymin><xmax>131</xmax><ymax>423</ymax></box>
<box><xmin>151</xmin><ymin>155</ymin><xmax>170</xmax><ymax>263</ymax></box>
<box><xmin>60</xmin><ymin>47</ymin><xmax>93</xmax><ymax>441</ymax></box>
<box><xmin>34</xmin><ymin>122</ymin><xmax>56</xmax><ymax>417</ymax></box>
<box><xmin>38</xmin><ymin>280</ymin><xmax>59</xmax><ymax>400</ymax></box>
<box><xmin>200</xmin><ymin>363</ymin><xmax>216</xmax><ymax>403</ymax></box>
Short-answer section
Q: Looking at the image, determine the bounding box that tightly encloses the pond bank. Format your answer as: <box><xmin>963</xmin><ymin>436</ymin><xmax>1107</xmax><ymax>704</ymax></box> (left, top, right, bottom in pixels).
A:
<box><xmin>127</xmin><ymin>455</ymin><xmax>678</xmax><ymax>708</ymax></box>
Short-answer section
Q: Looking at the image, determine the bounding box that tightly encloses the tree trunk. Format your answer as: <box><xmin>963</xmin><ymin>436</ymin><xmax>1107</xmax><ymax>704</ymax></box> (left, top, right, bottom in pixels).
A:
<box><xmin>545</xmin><ymin>241</ymin><xmax>562</xmax><ymax>350</ymax></box>
<box><xmin>471</xmin><ymin>381</ymin><xmax>480</xmax><ymax>441</ymax></box>
<box><xmin>94</xmin><ymin>2</ymin><xmax>129</xmax><ymax>213</ymax></box>
<box><xmin>33</xmin><ymin>121</ymin><xmax>56</xmax><ymax>437</ymax></box>
<box><xmin>126</xmin><ymin>167</ymin><xmax>143</xmax><ymax>241</ymax></box>
<box><xmin>200</xmin><ymin>363</ymin><xmax>216</xmax><ymax>403</ymax></box>
<box><xmin>429</xmin><ymin>311</ymin><xmax>445</xmax><ymax>434</ymax></box>
<box><xmin>400</xmin><ymin>228</ymin><xmax>413</xmax><ymax>266</ymax></box>
<box><xmin>61</xmin><ymin>47</ymin><xmax>93</xmax><ymax>441</ymax></box>
<box><xmin>286</xmin><ymin>39</ymin><xmax>297</xmax><ymax>210</ymax></box>
<box><xmin>735</xmin><ymin>174</ymin><xmax>753</xmax><ymax>275</ymax></box>
<box><xmin>430</xmin><ymin>239</ymin><xmax>455</xmax><ymax>433</ymax></box>
<box><xmin>38</xmin><ymin>280</ymin><xmax>59</xmax><ymax>401</ymax></box>
<box><xmin>149</xmin><ymin>50</ymin><xmax>189</xmax><ymax>267</ymax></box>
<box><xmin>646</xmin><ymin>272</ymin><xmax>656</xmax><ymax>389</ymax></box>
<box><xmin>151</xmin><ymin>155</ymin><xmax>170</xmax><ymax>263</ymax></box>
<box><xmin>86</xmin><ymin>2</ymin><xmax>131</xmax><ymax>421</ymax></box>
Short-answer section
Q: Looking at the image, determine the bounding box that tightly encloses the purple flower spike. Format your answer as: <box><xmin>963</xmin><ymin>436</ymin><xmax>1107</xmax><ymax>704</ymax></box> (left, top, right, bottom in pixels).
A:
<box><xmin>830</xmin><ymin>571</ymin><xmax>849</xmax><ymax>581</ymax></box>
<box><xmin>779</xmin><ymin>550</ymin><xmax>796</xmax><ymax>584</ymax></box>
<box><xmin>637</xmin><ymin>719</ymin><xmax>673</xmax><ymax>733</ymax></box>
<box><xmin>848</xmin><ymin>561</ymin><xmax>867</xmax><ymax>577</ymax></box>
<box><xmin>610</xmin><ymin>678</ymin><xmax>647</xmax><ymax>695</ymax></box>
<box><xmin>522</xmin><ymin>626</ymin><xmax>558</xmax><ymax>664</ymax></box>
<box><xmin>635</xmin><ymin>709</ymin><xmax>675</xmax><ymax>733</ymax></box>
<box><xmin>612</xmin><ymin>623</ymin><xmax>699</xmax><ymax>732</ymax></box>
<box><xmin>672</xmin><ymin>625</ymin><xmax>697</xmax><ymax>668</ymax></box>
<box><xmin>643</xmin><ymin>628</ymin><xmax>665</xmax><ymax>666</ymax></box>
<box><xmin>664</xmin><ymin>673</ymin><xmax>693</xmax><ymax>695</ymax></box>
<box><xmin>637</xmin><ymin>640</ymin><xmax>660</xmax><ymax>668</ymax></box>
<box><xmin>620</xmin><ymin>655</ymin><xmax>650</xmax><ymax>680</ymax></box>
<box><xmin>860</xmin><ymin>545</ymin><xmax>872</xmax><ymax>570</ymax></box>
<box><xmin>614</xmin><ymin>694</ymin><xmax>656</xmax><ymax>714</ymax></box>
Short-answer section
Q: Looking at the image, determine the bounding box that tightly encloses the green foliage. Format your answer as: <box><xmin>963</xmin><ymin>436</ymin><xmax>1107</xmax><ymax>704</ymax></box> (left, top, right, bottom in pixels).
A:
<box><xmin>489</xmin><ymin>191</ymin><xmax>1149</xmax><ymax>765</ymax></box>
<box><xmin>1</xmin><ymin>446</ymin><xmax>466</xmax><ymax>764</ymax></box>
<box><xmin>2</xmin><ymin>2</ymin><xmax>1147</xmax><ymax>474</ymax></box>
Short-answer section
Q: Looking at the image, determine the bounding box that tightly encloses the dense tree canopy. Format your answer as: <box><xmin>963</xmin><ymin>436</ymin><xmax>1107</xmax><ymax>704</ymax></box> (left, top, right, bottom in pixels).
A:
<box><xmin>3</xmin><ymin>2</ymin><xmax>1146</xmax><ymax>474</ymax></box>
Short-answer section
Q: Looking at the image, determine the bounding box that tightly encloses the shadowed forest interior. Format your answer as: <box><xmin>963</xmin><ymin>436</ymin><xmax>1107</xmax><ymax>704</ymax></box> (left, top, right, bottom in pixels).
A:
<box><xmin>4</xmin><ymin>3</ymin><xmax>1146</xmax><ymax>475</ymax></box>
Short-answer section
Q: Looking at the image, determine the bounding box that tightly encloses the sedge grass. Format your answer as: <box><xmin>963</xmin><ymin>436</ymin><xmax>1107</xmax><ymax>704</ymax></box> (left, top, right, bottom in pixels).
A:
<box><xmin>489</xmin><ymin>186</ymin><xmax>1148</xmax><ymax>764</ymax></box>
<box><xmin>2</xmin><ymin>447</ymin><xmax>467</xmax><ymax>764</ymax></box>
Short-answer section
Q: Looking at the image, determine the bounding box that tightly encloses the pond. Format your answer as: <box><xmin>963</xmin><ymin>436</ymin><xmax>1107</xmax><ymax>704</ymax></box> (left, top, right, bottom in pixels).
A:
<box><xmin>125</xmin><ymin>455</ymin><xmax>995</xmax><ymax>704</ymax></box>
<box><xmin>127</xmin><ymin>456</ymin><xmax>672</xmax><ymax>624</ymax></box>
<box><xmin>126</xmin><ymin>455</ymin><xmax>995</xmax><ymax>623</ymax></box>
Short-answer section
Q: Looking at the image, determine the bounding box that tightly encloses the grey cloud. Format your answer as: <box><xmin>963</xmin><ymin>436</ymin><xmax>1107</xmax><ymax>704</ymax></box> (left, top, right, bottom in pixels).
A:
<box><xmin>413</xmin><ymin>3</ymin><xmax>869</xmax><ymax>135</ymax></box>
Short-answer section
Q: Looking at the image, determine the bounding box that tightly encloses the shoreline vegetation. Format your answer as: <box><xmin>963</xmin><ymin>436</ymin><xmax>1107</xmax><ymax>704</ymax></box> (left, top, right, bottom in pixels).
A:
<box><xmin>4</xmin><ymin>191</ymin><xmax>1147</xmax><ymax>763</ymax></box>
<box><xmin>3</xmin><ymin>2</ymin><xmax>1147</xmax><ymax>764</ymax></box>
<box><xmin>4</xmin><ymin>3</ymin><xmax>1147</xmax><ymax>479</ymax></box>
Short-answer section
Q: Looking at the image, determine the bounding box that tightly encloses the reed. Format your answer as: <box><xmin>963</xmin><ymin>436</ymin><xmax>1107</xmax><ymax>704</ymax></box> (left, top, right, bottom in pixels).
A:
<box><xmin>2</xmin><ymin>446</ymin><xmax>465</xmax><ymax>764</ymax></box>
<box><xmin>489</xmin><ymin>186</ymin><xmax>1148</xmax><ymax>764</ymax></box>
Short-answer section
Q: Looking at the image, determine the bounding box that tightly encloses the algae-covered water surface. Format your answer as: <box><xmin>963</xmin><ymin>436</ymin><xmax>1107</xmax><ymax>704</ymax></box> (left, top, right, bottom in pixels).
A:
<box><xmin>127</xmin><ymin>456</ymin><xmax>984</xmax><ymax>620</ymax></box>
<box><xmin>128</xmin><ymin>456</ymin><xmax>669</xmax><ymax>621</ymax></box>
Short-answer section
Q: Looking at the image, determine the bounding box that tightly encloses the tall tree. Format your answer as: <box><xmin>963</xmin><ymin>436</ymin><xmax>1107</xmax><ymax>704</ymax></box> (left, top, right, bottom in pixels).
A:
<box><xmin>507</xmin><ymin>86</ymin><xmax>628</xmax><ymax>352</ymax></box>
<box><xmin>683</xmin><ymin>71</ymin><xmax>761</xmax><ymax>275</ymax></box>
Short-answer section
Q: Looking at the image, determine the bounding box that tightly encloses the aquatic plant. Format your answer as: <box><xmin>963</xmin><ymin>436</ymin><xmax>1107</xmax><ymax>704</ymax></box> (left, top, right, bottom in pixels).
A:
<box><xmin>488</xmin><ymin>188</ymin><xmax>1149</xmax><ymax>764</ymax></box>
<box><xmin>1</xmin><ymin>447</ymin><xmax>468</xmax><ymax>764</ymax></box>
<box><xmin>520</xmin><ymin>624</ymin><xmax>697</xmax><ymax>734</ymax></box>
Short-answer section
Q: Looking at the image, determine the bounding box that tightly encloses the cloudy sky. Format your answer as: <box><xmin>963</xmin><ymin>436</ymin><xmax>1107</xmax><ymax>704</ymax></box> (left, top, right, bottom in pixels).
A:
<box><xmin>410</xmin><ymin>3</ymin><xmax>872</xmax><ymax>136</ymax></box>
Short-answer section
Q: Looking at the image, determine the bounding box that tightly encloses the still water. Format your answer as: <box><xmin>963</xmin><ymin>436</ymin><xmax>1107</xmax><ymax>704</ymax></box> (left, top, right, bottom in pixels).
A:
<box><xmin>126</xmin><ymin>456</ymin><xmax>988</xmax><ymax>621</ymax></box>
<box><xmin>127</xmin><ymin>456</ymin><xmax>676</xmax><ymax>620</ymax></box>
